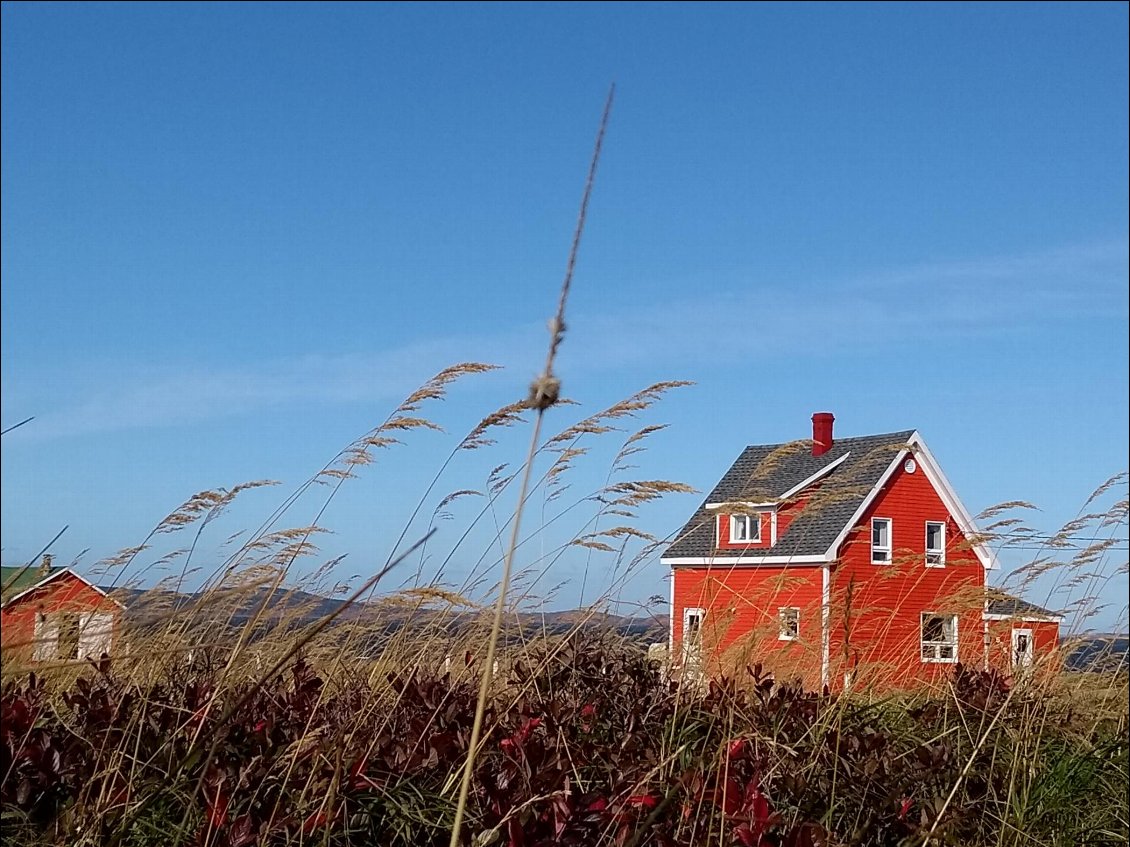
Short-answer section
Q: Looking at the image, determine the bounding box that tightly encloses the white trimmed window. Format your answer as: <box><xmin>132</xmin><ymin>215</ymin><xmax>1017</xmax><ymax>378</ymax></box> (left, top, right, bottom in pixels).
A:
<box><xmin>920</xmin><ymin>613</ymin><xmax>958</xmax><ymax>663</ymax></box>
<box><xmin>682</xmin><ymin>607</ymin><xmax>706</xmax><ymax>675</ymax></box>
<box><xmin>925</xmin><ymin>521</ymin><xmax>946</xmax><ymax>567</ymax></box>
<box><xmin>1011</xmin><ymin>628</ymin><xmax>1034</xmax><ymax>670</ymax></box>
<box><xmin>683</xmin><ymin>607</ymin><xmax>705</xmax><ymax>642</ymax></box>
<box><xmin>729</xmin><ymin>514</ymin><xmax>760</xmax><ymax>544</ymax></box>
<box><xmin>778</xmin><ymin>607</ymin><xmax>800</xmax><ymax>641</ymax></box>
<box><xmin>871</xmin><ymin>518</ymin><xmax>892</xmax><ymax>564</ymax></box>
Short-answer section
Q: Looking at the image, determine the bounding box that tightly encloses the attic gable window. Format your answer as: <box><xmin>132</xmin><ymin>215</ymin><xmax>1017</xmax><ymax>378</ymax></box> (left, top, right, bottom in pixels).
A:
<box><xmin>920</xmin><ymin>613</ymin><xmax>958</xmax><ymax>663</ymax></box>
<box><xmin>729</xmin><ymin>514</ymin><xmax>760</xmax><ymax>544</ymax></box>
<box><xmin>871</xmin><ymin>518</ymin><xmax>892</xmax><ymax>564</ymax></box>
<box><xmin>925</xmin><ymin>521</ymin><xmax>946</xmax><ymax>567</ymax></box>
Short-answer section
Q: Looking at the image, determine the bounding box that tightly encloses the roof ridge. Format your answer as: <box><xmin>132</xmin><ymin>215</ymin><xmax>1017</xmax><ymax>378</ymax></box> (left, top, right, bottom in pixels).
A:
<box><xmin>738</xmin><ymin>429</ymin><xmax>915</xmax><ymax>451</ymax></box>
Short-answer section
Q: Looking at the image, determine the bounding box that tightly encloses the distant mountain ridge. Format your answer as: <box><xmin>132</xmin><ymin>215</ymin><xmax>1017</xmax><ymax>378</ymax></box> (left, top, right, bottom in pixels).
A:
<box><xmin>109</xmin><ymin>584</ymin><xmax>1126</xmax><ymax>668</ymax></box>
<box><xmin>112</xmin><ymin>584</ymin><xmax>668</xmax><ymax>640</ymax></box>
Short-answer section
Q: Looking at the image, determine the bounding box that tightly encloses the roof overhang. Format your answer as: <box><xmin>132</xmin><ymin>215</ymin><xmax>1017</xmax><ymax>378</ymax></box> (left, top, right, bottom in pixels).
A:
<box><xmin>1</xmin><ymin>567</ymin><xmax>128</xmax><ymax>610</ymax></box>
<box><xmin>823</xmin><ymin>432</ymin><xmax>999</xmax><ymax>570</ymax></box>
<box><xmin>983</xmin><ymin>612</ymin><xmax>1064</xmax><ymax>623</ymax></box>
<box><xmin>703</xmin><ymin>452</ymin><xmax>852</xmax><ymax>511</ymax></box>
<box><xmin>662</xmin><ymin>555</ymin><xmax>829</xmax><ymax>567</ymax></box>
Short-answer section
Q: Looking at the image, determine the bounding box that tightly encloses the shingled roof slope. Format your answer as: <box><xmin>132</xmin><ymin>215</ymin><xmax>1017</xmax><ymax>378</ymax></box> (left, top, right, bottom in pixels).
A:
<box><xmin>663</xmin><ymin>430</ymin><xmax>914</xmax><ymax>560</ymax></box>
<box><xmin>1</xmin><ymin>565</ymin><xmax>64</xmax><ymax>605</ymax></box>
<box><xmin>985</xmin><ymin>591</ymin><xmax>1060</xmax><ymax>619</ymax></box>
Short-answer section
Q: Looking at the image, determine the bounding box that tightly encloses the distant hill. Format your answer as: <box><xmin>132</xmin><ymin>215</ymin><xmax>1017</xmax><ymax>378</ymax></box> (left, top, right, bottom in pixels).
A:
<box><xmin>1063</xmin><ymin>634</ymin><xmax>1129</xmax><ymax>673</ymax></box>
<box><xmin>112</xmin><ymin>584</ymin><xmax>667</xmax><ymax>643</ymax></box>
<box><xmin>109</xmin><ymin>584</ymin><xmax>1126</xmax><ymax>670</ymax></box>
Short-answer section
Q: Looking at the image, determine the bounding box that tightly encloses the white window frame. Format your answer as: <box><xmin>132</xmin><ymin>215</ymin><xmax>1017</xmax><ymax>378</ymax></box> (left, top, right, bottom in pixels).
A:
<box><xmin>1011</xmin><ymin>627</ymin><xmax>1034</xmax><ymax>670</ymax></box>
<box><xmin>728</xmin><ymin>513</ymin><xmax>761</xmax><ymax>544</ymax></box>
<box><xmin>920</xmin><ymin>612</ymin><xmax>958</xmax><ymax>663</ymax></box>
<box><xmin>682</xmin><ymin>607</ymin><xmax>706</xmax><ymax>643</ymax></box>
<box><xmin>925</xmin><ymin>521</ymin><xmax>946</xmax><ymax>568</ymax></box>
<box><xmin>681</xmin><ymin>607</ymin><xmax>706</xmax><ymax>673</ymax></box>
<box><xmin>778</xmin><ymin>607</ymin><xmax>800</xmax><ymax>641</ymax></box>
<box><xmin>871</xmin><ymin>517</ymin><xmax>892</xmax><ymax>564</ymax></box>
<box><xmin>33</xmin><ymin>612</ymin><xmax>58</xmax><ymax>662</ymax></box>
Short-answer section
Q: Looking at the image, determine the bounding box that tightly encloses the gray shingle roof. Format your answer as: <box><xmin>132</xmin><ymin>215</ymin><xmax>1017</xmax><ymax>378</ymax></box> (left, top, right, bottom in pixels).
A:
<box><xmin>663</xmin><ymin>431</ymin><xmax>915</xmax><ymax>561</ymax></box>
<box><xmin>986</xmin><ymin>591</ymin><xmax>1060</xmax><ymax>619</ymax></box>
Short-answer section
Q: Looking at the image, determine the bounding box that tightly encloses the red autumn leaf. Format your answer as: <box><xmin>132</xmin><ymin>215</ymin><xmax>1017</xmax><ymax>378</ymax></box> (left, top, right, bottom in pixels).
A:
<box><xmin>628</xmin><ymin>793</ymin><xmax>659</xmax><ymax>810</ymax></box>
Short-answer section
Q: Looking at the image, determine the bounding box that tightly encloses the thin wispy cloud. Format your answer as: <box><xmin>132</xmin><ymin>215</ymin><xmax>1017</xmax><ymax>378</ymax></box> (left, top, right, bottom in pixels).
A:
<box><xmin>3</xmin><ymin>238</ymin><xmax>1125</xmax><ymax>441</ymax></box>
<box><xmin>568</xmin><ymin>236</ymin><xmax>1129</xmax><ymax>367</ymax></box>
<box><xmin>1</xmin><ymin>335</ymin><xmax>539</xmax><ymax>441</ymax></box>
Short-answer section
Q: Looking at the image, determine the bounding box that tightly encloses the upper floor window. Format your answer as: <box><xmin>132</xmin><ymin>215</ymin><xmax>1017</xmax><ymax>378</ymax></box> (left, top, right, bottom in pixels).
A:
<box><xmin>871</xmin><ymin>517</ymin><xmax>892</xmax><ymax>564</ymax></box>
<box><xmin>729</xmin><ymin>513</ymin><xmax>761</xmax><ymax>544</ymax></box>
<box><xmin>925</xmin><ymin>521</ymin><xmax>946</xmax><ymax>567</ymax></box>
<box><xmin>778</xmin><ymin>607</ymin><xmax>800</xmax><ymax>641</ymax></box>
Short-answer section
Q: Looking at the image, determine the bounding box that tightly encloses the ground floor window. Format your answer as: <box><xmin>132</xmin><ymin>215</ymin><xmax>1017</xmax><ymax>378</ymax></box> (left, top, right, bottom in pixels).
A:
<box><xmin>778</xmin><ymin>607</ymin><xmax>800</xmax><ymax>641</ymax></box>
<box><xmin>921</xmin><ymin>613</ymin><xmax>957</xmax><ymax>662</ymax></box>
<box><xmin>1012</xmin><ymin>628</ymin><xmax>1034</xmax><ymax>669</ymax></box>
<box><xmin>681</xmin><ymin>607</ymin><xmax>706</xmax><ymax>676</ymax></box>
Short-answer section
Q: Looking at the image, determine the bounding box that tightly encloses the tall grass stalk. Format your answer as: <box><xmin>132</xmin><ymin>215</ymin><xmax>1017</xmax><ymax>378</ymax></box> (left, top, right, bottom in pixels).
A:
<box><xmin>447</xmin><ymin>83</ymin><xmax>615</xmax><ymax>847</ymax></box>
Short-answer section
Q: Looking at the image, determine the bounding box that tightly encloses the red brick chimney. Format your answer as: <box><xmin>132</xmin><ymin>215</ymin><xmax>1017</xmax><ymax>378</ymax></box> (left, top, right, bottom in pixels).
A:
<box><xmin>811</xmin><ymin>412</ymin><xmax>835</xmax><ymax>457</ymax></box>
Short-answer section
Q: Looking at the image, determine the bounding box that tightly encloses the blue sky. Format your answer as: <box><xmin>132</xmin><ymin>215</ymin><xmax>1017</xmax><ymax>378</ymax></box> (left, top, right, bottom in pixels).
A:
<box><xmin>2</xmin><ymin>3</ymin><xmax>1127</xmax><ymax>630</ymax></box>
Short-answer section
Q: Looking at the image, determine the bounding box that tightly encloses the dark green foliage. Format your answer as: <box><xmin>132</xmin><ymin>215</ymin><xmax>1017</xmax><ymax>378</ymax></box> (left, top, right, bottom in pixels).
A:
<box><xmin>1</xmin><ymin>641</ymin><xmax>1126</xmax><ymax>846</ymax></box>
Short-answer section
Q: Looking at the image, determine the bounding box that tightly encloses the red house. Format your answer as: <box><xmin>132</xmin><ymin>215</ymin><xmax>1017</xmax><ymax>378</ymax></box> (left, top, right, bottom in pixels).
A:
<box><xmin>0</xmin><ymin>558</ymin><xmax>126</xmax><ymax>664</ymax></box>
<box><xmin>662</xmin><ymin>413</ymin><xmax>1061</xmax><ymax>691</ymax></box>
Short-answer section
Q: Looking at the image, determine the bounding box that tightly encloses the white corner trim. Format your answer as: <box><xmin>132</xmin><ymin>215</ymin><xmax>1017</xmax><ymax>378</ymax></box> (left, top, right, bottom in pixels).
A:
<box><xmin>668</xmin><ymin>570</ymin><xmax>675</xmax><ymax>652</ymax></box>
<box><xmin>821</xmin><ymin>564</ymin><xmax>830</xmax><ymax>688</ymax></box>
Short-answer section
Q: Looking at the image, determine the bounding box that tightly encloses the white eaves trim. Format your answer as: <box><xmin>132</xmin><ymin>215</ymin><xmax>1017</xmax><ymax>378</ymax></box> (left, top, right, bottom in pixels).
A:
<box><xmin>704</xmin><ymin>452</ymin><xmax>852</xmax><ymax>511</ymax></box>
<box><xmin>910</xmin><ymin>435</ymin><xmax>998</xmax><ymax>570</ymax></box>
<box><xmin>1</xmin><ymin>567</ymin><xmax>128</xmax><ymax>610</ymax></box>
<box><xmin>823</xmin><ymin>432</ymin><xmax>998</xmax><ymax>570</ymax></box>
<box><xmin>983</xmin><ymin>612</ymin><xmax>1064</xmax><ymax>623</ymax></box>
<box><xmin>705</xmin><ymin>501</ymin><xmax>776</xmax><ymax>511</ymax></box>
<box><xmin>662</xmin><ymin>555</ymin><xmax>828</xmax><ymax>567</ymax></box>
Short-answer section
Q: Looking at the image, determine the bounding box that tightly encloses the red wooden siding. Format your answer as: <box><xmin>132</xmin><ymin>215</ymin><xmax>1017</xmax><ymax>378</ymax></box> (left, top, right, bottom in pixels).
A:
<box><xmin>986</xmin><ymin>619</ymin><xmax>1061</xmax><ymax>679</ymax></box>
<box><xmin>0</xmin><ymin>573</ymin><xmax>123</xmax><ymax>663</ymax></box>
<box><xmin>672</xmin><ymin>565</ymin><xmax>824</xmax><ymax>687</ymax></box>
<box><xmin>827</xmin><ymin>460</ymin><xmax>985</xmax><ymax>690</ymax></box>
